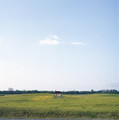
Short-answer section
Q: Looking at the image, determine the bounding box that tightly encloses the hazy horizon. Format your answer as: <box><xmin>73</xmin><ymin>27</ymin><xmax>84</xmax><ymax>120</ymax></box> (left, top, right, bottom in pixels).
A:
<box><xmin>0</xmin><ymin>0</ymin><xmax>118</xmax><ymax>91</ymax></box>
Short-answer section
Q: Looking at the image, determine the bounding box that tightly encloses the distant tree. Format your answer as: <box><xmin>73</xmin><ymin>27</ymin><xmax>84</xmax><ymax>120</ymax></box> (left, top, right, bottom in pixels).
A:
<box><xmin>8</xmin><ymin>87</ymin><xmax>14</xmax><ymax>91</ymax></box>
<box><xmin>8</xmin><ymin>87</ymin><xmax>14</xmax><ymax>94</ymax></box>
<box><xmin>91</xmin><ymin>89</ymin><xmax>95</xmax><ymax>93</ymax></box>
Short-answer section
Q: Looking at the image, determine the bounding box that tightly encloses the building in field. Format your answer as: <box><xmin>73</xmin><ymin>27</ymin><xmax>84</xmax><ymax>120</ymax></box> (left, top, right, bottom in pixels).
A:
<box><xmin>55</xmin><ymin>91</ymin><xmax>61</xmax><ymax>97</ymax></box>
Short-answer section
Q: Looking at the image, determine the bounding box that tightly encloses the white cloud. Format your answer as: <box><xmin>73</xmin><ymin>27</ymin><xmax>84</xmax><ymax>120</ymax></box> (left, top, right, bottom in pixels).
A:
<box><xmin>39</xmin><ymin>34</ymin><xmax>61</xmax><ymax>45</ymax></box>
<box><xmin>39</xmin><ymin>38</ymin><xmax>60</xmax><ymax>45</ymax></box>
<box><xmin>71</xmin><ymin>41</ymin><xmax>86</xmax><ymax>45</ymax></box>
<box><xmin>39</xmin><ymin>35</ymin><xmax>86</xmax><ymax>46</ymax></box>
<box><xmin>49</xmin><ymin>34</ymin><xmax>60</xmax><ymax>40</ymax></box>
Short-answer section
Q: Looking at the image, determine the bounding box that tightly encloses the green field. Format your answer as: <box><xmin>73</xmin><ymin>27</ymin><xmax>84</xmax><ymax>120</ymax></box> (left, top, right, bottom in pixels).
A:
<box><xmin>0</xmin><ymin>93</ymin><xmax>119</xmax><ymax>119</ymax></box>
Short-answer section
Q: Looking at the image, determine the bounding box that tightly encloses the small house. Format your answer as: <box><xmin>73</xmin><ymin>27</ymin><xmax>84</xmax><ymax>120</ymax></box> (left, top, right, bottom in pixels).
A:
<box><xmin>55</xmin><ymin>91</ymin><xmax>61</xmax><ymax>97</ymax></box>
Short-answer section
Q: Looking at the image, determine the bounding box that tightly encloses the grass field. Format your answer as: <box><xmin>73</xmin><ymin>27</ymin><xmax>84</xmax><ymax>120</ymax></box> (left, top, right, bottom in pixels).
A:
<box><xmin>0</xmin><ymin>93</ymin><xmax>119</xmax><ymax>119</ymax></box>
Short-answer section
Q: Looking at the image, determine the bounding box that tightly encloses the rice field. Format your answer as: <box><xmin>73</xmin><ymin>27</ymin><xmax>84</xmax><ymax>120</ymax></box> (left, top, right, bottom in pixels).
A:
<box><xmin>0</xmin><ymin>93</ymin><xmax>119</xmax><ymax>119</ymax></box>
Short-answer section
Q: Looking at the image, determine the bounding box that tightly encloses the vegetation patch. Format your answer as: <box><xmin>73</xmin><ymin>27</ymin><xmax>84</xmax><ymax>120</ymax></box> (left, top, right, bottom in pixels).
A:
<box><xmin>0</xmin><ymin>93</ymin><xmax>119</xmax><ymax>119</ymax></box>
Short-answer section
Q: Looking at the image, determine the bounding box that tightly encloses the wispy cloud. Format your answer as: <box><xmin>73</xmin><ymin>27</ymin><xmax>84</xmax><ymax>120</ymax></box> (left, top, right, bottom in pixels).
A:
<box><xmin>71</xmin><ymin>41</ymin><xmax>86</xmax><ymax>46</ymax></box>
<box><xmin>39</xmin><ymin>38</ymin><xmax>60</xmax><ymax>45</ymax></box>
<box><xmin>39</xmin><ymin>35</ymin><xmax>86</xmax><ymax>46</ymax></box>
<box><xmin>49</xmin><ymin>34</ymin><xmax>61</xmax><ymax>40</ymax></box>
<box><xmin>39</xmin><ymin>35</ymin><xmax>61</xmax><ymax>45</ymax></box>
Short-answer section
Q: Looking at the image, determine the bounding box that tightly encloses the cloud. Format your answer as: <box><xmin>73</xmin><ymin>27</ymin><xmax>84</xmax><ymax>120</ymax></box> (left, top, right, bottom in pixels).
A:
<box><xmin>39</xmin><ymin>35</ymin><xmax>86</xmax><ymax>46</ymax></box>
<box><xmin>49</xmin><ymin>34</ymin><xmax>60</xmax><ymax>40</ymax></box>
<box><xmin>39</xmin><ymin>38</ymin><xmax>60</xmax><ymax>45</ymax></box>
<box><xmin>71</xmin><ymin>41</ymin><xmax>86</xmax><ymax>45</ymax></box>
<box><xmin>39</xmin><ymin>35</ymin><xmax>61</xmax><ymax>45</ymax></box>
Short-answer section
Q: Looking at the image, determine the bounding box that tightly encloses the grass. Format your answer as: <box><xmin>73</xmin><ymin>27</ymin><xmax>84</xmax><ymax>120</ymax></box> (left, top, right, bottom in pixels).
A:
<box><xmin>0</xmin><ymin>93</ymin><xmax>119</xmax><ymax>119</ymax></box>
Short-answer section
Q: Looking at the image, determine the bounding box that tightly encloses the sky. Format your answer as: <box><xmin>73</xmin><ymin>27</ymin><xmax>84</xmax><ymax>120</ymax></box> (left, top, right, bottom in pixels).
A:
<box><xmin>0</xmin><ymin>0</ymin><xmax>118</xmax><ymax>91</ymax></box>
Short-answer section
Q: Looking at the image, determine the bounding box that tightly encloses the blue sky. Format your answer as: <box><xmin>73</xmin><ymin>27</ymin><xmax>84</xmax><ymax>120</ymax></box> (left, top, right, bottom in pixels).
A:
<box><xmin>0</xmin><ymin>0</ymin><xmax>118</xmax><ymax>91</ymax></box>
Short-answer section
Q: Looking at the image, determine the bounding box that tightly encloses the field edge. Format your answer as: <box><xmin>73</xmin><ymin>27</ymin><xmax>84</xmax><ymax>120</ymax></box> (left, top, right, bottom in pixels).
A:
<box><xmin>0</xmin><ymin>107</ymin><xmax>119</xmax><ymax>119</ymax></box>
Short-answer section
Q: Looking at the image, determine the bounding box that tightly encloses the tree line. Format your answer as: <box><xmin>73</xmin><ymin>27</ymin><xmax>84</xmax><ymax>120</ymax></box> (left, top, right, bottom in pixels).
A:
<box><xmin>0</xmin><ymin>89</ymin><xmax>119</xmax><ymax>95</ymax></box>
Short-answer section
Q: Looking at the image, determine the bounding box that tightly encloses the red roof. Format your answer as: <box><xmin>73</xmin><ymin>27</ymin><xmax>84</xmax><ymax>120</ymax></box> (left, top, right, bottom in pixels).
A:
<box><xmin>55</xmin><ymin>91</ymin><xmax>61</xmax><ymax>94</ymax></box>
